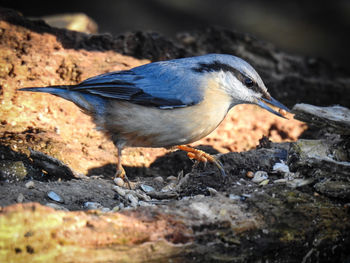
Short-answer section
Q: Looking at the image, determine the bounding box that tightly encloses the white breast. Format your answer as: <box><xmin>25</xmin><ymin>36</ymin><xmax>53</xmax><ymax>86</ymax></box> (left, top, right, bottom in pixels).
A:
<box><xmin>98</xmin><ymin>76</ymin><xmax>233</xmax><ymax>147</ymax></box>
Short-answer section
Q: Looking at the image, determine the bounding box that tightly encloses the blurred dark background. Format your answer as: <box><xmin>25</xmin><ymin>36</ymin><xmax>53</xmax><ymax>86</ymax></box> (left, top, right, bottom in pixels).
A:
<box><xmin>1</xmin><ymin>0</ymin><xmax>350</xmax><ymax>70</ymax></box>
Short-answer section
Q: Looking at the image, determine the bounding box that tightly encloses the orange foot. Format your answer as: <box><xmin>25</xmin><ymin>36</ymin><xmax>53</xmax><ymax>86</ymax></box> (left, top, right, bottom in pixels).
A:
<box><xmin>177</xmin><ymin>145</ymin><xmax>226</xmax><ymax>177</ymax></box>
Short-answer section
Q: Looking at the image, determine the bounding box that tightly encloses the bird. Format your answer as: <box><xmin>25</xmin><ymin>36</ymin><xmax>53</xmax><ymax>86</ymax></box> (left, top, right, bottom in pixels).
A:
<box><xmin>20</xmin><ymin>54</ymin><xmax>290</xmax><ymax>187</ymax></box>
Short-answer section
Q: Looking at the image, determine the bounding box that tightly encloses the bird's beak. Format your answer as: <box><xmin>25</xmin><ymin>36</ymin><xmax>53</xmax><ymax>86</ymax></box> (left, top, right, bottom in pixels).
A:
<box><xmin>257</xmin><ymin>96</ymin><xmax>290</xmax><ymax>119</ymax></box>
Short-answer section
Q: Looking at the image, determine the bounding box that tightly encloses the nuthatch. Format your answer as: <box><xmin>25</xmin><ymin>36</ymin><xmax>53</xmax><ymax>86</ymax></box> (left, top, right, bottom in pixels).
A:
<box><xmin>20</xmin><ymin>54</ymin><xmax>290</xmax><ymax>185</ymax></box>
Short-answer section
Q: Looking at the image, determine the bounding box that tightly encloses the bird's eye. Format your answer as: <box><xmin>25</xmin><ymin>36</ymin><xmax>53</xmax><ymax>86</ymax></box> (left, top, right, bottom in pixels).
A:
<box><xmin>244</xmin><ymin>78</ymin><xmax>254</xmax><ymax>87</ymax></box>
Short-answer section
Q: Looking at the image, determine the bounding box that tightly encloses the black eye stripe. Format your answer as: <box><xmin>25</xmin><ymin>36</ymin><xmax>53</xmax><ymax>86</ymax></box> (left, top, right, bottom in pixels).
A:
<box><xmin>192</xmin><ymin>60</ymin><xmax>259</xmax><ymax>91</ymax></box>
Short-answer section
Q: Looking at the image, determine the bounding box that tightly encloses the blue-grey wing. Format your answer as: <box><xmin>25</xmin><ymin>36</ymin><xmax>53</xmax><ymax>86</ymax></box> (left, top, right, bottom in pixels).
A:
<box><xmin>72</xmin><ymin>60</ymin><xmax>205</xmax><ymax>108</ymax></box>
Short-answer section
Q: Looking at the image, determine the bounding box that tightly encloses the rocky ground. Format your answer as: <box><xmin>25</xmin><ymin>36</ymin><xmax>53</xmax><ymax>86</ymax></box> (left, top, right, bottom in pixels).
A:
<box><xmin>0</xmin><ymin>7</ymin><xmax>349</xmax><ymax>263</ymax></box>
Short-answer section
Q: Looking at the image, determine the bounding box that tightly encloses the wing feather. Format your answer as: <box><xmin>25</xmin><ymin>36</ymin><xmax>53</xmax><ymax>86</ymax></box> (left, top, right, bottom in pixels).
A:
<box><xmin>70</xmin><ymin>60</ymin><xmax>205</xmax><ymax>108</ymax></box>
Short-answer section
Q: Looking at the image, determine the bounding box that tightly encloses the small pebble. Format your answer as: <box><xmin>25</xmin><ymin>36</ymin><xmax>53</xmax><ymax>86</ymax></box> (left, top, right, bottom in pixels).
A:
<box><xmin>140</xmin><ymin>184</ymin><xmax>155</xmax><ymax>193</ymax></box>
<box><xmin>113</xmin><ymin>185</ymin><xmax>127</xmax><ymax>197</ymax></box>
<box><xmin>114</xmin><ymin>177</ymin><xmax>125</xmax><ymax>187</ymax></box>
<box><xmin>45</xmin><ymin>203</ymin><xmax>68</xmax><ymax>211</ymax></box>
<box><xmin>83</xmin><ymin>202</ymin><xmax>103</xmax><ymax>210</ymax></box>
<box><xmin>273</xmin><ymin>162</ymin><xmax>290</xmax><ymax>174</ymax></box>
<box><xmin>17</xmin><ymin>193</ymin><xmax>24</xmax><ymax>203</ymax></box>
<box><xmin>229</xmin><ymin>194</ymin><xmax>241</xmax><ymax>200</ymax></box>
<box><xmin>154</xmin><ymin>176</ymin><xmax>164</xmax><ymax>184</ymax></box>
<box><xmin>246</xmin><ymin>171</ymin><xmax>254</xmax><ymax>178</ymax></box>
<box><xmin>252</xmin><ymin>171</ymin><xmax>269</xmax><ymax>183</ymax></box>
<box><xmin>161</xmin><ymin>182</ymin><xmax>176</xmax><ymax>192</ymax></box>
<box><xmin>126</xmin><ymin>193</ymin><xmax>138</xmax><ymax>207</ymax></box>
<box><xmin>259</xmin><ymin>179</ymin><xmax>270</xmax><ymax>186</ymax></box>
<box><xmin>47</xmin><ymin>191</ymin><xmax>64</xmax><ymax>203</ymax></box>
<box><xmin>111</xmin><ymin>205</ymin><xmax>120</xmax><ymax>212</ymax></box>
<box><xmin>134</xmin><ymin>190</ymin><xmax>152</xmax><ymax>201</ymax></box>
<box><xmin>207</xmin><ymin>187</ymin><xmax>218</xmax><ymax>196</ymax></box>
<box><xmin>25</xmin><ymin>181</ymin><xmax>35</xmax><ymax>189</ymax></box>
<box><xmin>262</xmin><ymin>229</ymin><xmax>269</xmax><ymax>234</ymax></box>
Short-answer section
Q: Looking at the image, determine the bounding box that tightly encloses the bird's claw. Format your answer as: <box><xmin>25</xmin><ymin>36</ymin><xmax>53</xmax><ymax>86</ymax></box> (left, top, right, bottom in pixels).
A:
<box><xmin>177</xmin><ymin>145</ymin><xmax>226</xmax><ymax>177</ymax></box>
<box><xmin>115</xmin><ymin>166</ymin><xmax>131</xmax><ymax>189</ymax></box>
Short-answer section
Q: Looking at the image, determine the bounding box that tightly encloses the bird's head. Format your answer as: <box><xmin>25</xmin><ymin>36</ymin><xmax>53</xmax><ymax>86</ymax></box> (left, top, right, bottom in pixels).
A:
<box><xmin>192</xmin><ymin>54</ymin><xmax>290</xmax><ymax>118</ymax></box>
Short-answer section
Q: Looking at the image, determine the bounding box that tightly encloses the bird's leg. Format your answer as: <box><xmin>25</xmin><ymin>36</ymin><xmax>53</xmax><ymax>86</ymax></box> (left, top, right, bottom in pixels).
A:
<box><xmin>115</xmin><ymin>146</ymin><xmax>131</xmax><ymax>189</ymax></box>
<box><xmin>176</xmin><ymin>145</ymin><xmax>226</xmax><ymax>177</ymax></box>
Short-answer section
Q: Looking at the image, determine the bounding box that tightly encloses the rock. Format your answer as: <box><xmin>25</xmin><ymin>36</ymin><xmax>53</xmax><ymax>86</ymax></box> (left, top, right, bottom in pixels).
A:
<box><xmin>113</xmin><ymin>185</ymin><xmax>127</xmax><ymax>197</ymax></box>
<box><xmin>47</xmin><ymin>191</ymin><xmax>64</xmax><ymax>203</ymax></box>
<box><xmin>161</xmin><ymin>182</ymin><xmax>177</xmax><ymax>192</ymax></box>
<box><xmin>126</xmin><ymin>193</ymin><xmax>138</xmax><ymax>208</ymax></box>
<box><xmin>25</xmin><ymin>181</ymin><xmax>35</xmax><ymax>189</ymax></box>
<box><xmin>273</xmin><ymin>162</ymin><xmax>290</xmax><ymax>174</ymax></box>
<box><xmin>113</xmin><ymin>177</ymin><xmax>124</xmax><ymax>187</ymax></box>
<box><xmin>83</xmin><ymin>202</ymin><xmax>103</xmax><ymax>210</ymax></box>
<box><xmin>207</xmin><ymin>187</ymin><xmax>218</xmax><ymax>196</ymax></box>
<box><xmin>252</xmin><ymin>171</ymin><xmax>269</xmax><ymax>183</ymax></box>
<box><xmin>140</xmin><ymin>184</ymin><xmax>155</xmax><ymax>193</ymax></box>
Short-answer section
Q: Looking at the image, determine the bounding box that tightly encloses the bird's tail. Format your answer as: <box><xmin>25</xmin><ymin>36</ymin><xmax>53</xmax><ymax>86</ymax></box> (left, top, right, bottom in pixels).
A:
<box><xmin>19</xmin><ymin>85</ymin><xmax>106</xmax><ymax>116</ymax></box>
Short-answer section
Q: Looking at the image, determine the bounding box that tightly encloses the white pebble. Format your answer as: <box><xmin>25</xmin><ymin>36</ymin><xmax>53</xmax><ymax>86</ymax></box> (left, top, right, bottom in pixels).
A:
<box><xmin>126</xmin><ymin>193</ymin><xmax>138</xmax><ymax>207</ymax></box>
<box><xmin>161</xmin><ymin>182</ymin><xmax>176</xmax><ymax>192</ymax></box>
<box><xmin>134</xmin><ymin>190</ymin><xmax>152</xmax><ymax>201</ymax></box>
<box><xmin>207</xmin><ymin>187</ymin><xmax>218</xmax><ymax>196</ymax></box>
<box><xmin>114</xmin><ymin>177</ymin><xmax>125</xmax><ymax>187</ymax></box>
<box><xmin>113</xmin><ymin>185</ymin><xmax>127</xmax><ymax>197</ymax></box>
<box><xmin>25</xmin><ymin>181</ymin><xmax>35</xmax><ymax>189</ymax></box>
<box><xmin>252</xmin><ymin>171</ymin><xmax>269</xmax><ymax>183</ymax></box>
<box><xmin>47</xmin><ymin>191</ymin><xmax>64</xmax><ymax>203</ymax></box>
<box><xmin>140</xmin><ymin>184</ymin><xmax>155</xmax><ymax>193</ymax></box>
<box><xmin>273</xmin><ymin>162</ymin><xmax>290</xmax><ymax>174</ymax></box>
<box><xmin>83</xmin><ymin>202</ymin><xmax>103</xmax><ymax>210</ymax></box>
<box><xmin>229</xmin><ymin>194</ymin><xmax>241</xmax><ymax>200</ymax></box>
